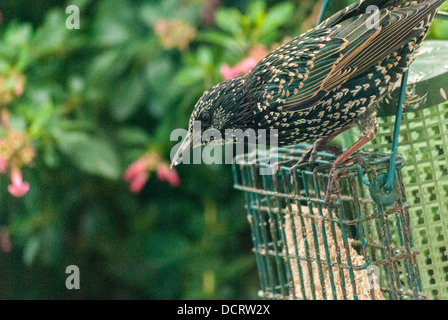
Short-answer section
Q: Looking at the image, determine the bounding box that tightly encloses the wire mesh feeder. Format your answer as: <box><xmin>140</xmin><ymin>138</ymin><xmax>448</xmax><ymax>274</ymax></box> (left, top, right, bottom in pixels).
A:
<box><xmin>233</xmin><ymin>144</ymin><xmax>424</xmax><ymax>300</ymax></box>
<box><xmin>366</xmin><ymin>107</ymin><xmax>448</xmax><ymax>300</ymax></box>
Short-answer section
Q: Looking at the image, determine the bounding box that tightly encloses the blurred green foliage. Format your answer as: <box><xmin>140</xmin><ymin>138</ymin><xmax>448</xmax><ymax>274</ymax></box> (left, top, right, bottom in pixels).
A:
<box><xmin>0</xmin><ymin>0</ymin><xmax>446</xmax><ymax>299</ymax></box>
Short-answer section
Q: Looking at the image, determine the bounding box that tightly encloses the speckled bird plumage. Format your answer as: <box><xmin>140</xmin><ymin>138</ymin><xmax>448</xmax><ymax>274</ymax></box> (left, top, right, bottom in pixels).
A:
<box><xmin>173</xmin><ymin>0</ymin><xmax>445</xmax><ymax>173</ymax></box>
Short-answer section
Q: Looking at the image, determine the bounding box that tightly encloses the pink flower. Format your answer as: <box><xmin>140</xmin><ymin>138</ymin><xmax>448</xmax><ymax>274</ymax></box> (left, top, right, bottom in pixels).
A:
<box><xmin>8</xmin><ymin>169</ymin><xmax>30</xmax><ymax>197</ymax></box>
<box><xmin>220</xmin><ymin>57</ymin><xmax>258</xmax><ymax>80</ymax></box>
<box><xmin>238</xmin><ymin>57</ymin><xmax>258</xmax><ymax>73</ymax></box>
<box><xmin>0</xmin><ymin>156</ymin><xmax>7</xmax><ymax>173</ymax></box>
<box><xmin>125</xmin><ymin>157</ymin><xmax>148</xmax><ymax>182</ymax></box>
<box><xmin>220</xmin><ymin>65</ymin><xmax>240</xmax><ymax>80</ymax></box>
<box><xmin>125</xmin><ymin>157</ymin><xmax>149</xmax><ymax>193</ymax></box>
<box><xmin>129</xmin><ymin>172</ymin><xmax>149</xmax><ymax>193</ymax></box>
<box><xmin>156</xmin><ymin>163</ymin><xmax>180</xmax><ymax>187</ymax></box>
<box><xmin>125</xmin><ymin>153</ymin><xmax>181</xmax><ymax>192</ymax></box>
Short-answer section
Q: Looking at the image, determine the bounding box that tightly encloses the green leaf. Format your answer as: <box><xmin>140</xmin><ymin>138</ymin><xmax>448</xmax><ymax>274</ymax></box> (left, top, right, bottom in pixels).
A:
<box><xmin>55</xmin><ymin>119</ymin><xmax>94</xmax><ymax>132</ymax></box>
<box><xmin>117</xmin><ymin>127</ymin><xmax>151</xmax><ymax>146</ymax></box>
<box><xmin>259</xmin><ymin>2</ymin><xmax>294</xmax><ymax>38</ymax></box>
<box><xmin>200</xmin><ymin>31</ymin><xmax>242</xmax><ymax>49</ymax></box>
<box><xmin>8</xmin><ymin>114</ymin><xmax>26</xmax><ymax>132</ymax></box>
<box><xmin>145</xmin><ymin>56</ymin><xmax>173</xmax><ymax>88</ymax></box>
<box><xmin>175</xmin><ymin>66</ymin><xmax>204</xmax><ymax>86</ymax></box>
<box><xmin>431</xmin><ymin>20</ymin><xmax>448</xmax><ymax>39</ymax></box>
<box><xmin>200</xmin><ymin>31</ymin><xmax>247</xmax><ymax>57</ymax></box>
<box><xmin>247</xmin><ymin>0</ymin><xmax>266</xmax><ymax>24</ymax></box>
<box><xmin>140</xmin><ymin>4</ymin><xmax>162</xmax><ymax>26</ymax></box>
<box><xmin>44</xmin><ymin>143</ymin><xmax>59</xmax><ymax>168</ymax></box>
<box><xmin>197</xmin><ymin>46</ymin><xmax>214</xmax><ymax>66</ymax></box>
<box><xmin>71</xmin><ymin>0</ymin><xmax>91</xmax><ymax>9</ymax></box>
<box><xmin>94</xmin><ymin>0</ymin><xmax>135</xmax><ymax>46</ymax></box>
<box><xmin>258</xmin><ymin>31</ymin><xmax>278</xmax><ymax>47</ymax></box>
<box><xmin>215</xmin><ymin>8</ymin><xmax>243</xmax><ymax>35</ymax></box>
<box><xmin>23</xmin><ymin>236</ymin><xmax>41</xmax><ymax>266</ymax></box>
<box><xmin>32</xmin><ymin>11</ymin><xmax>70</xmax><ymax>54</ymax></box>
<box><xmin>88</xmin><ymin>50</ymin><xmax>127</xmax><ymax>81</ymax></box>
<box><xmin>4</xmin><ymin>23</ymin><xmax>33</xmax><ymax>48</ymax></box>
<box><xmin>29</xmin><ymin>102</ymin><xmax>54</xmax><ymax>138</ymax></box>
<box><xmin>111</xmin><ymin>74</ymin><xmax>145</xmax><ymax>121</ymax></box>
<box><xmin>55</xmin><ymin>132</ymin><xmax>121</xmax><ymax>180</ymax></box>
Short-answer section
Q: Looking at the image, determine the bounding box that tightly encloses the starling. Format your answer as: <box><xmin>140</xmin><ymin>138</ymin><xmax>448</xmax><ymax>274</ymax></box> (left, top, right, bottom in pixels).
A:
<box><xmin>171</xmin><ymin>0</ymin><xmax>445</xmax><ymax>202</ymax></box>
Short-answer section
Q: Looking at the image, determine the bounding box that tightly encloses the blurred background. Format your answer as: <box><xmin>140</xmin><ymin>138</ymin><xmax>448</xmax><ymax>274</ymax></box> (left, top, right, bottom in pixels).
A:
<box><xmin>0</xmin><ymin>0</ymin><xmax>447</xmax><ymax>299</ymax></box>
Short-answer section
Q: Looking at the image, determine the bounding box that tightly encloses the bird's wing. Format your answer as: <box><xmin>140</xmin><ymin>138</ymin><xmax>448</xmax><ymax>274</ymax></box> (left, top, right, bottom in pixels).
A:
<box><xmin>245</xmin><ymin>1</ymin><xmax>442</xmax><ymax>113</ymax></box>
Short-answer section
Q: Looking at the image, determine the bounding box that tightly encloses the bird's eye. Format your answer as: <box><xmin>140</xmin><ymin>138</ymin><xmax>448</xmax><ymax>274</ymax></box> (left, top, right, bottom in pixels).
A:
<box><xmin>201</xmin><ymin>112</ymin><xmax>210</xmax><ymax>122</ymax></box>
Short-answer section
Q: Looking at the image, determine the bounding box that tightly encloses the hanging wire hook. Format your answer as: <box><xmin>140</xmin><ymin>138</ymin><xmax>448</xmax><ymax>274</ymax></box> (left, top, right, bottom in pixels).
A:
<box><xmin>384</xmin><ymin>71</ymin><xmax>408</xmax><ymax>191</ymax></box>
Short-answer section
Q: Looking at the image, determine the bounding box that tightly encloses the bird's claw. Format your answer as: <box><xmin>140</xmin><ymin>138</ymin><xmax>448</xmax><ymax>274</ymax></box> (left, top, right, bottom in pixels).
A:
<box><xmin>289</xmin><ymin>145</ymin><xmax>345</xmax><ymax>189</ymax></box>
<box><xmin>324</xmin><ymin>175</ymin><xmax>338</xmax><ymax>206</ymax></box>
<box><xmin>323</xmin><ymin>163</ymin><xmax>346</xmax><ymax>206</ymax></box>
<box><xmin>298</xmin><ymin>148</ymin><xmax>317</xmax><ymax>165</ymax></box>
<box><xmin>289</xmin><ymin>145</ymin><xmax>328</xmax><ymax>174</ymax></box>
<box><xmin>288</xmin><ymin>147</ymin><xmax>318</xmax><ymax>183</ymax></box>
<box><xmin>300</xmin><ymin>145</ymin><xmax>343</xmax><ymax>166</ymax></box>
<box><xmin>321</xmin><ymin>145</ymin><xmax>343</xmax><ymax>156</ymax></box>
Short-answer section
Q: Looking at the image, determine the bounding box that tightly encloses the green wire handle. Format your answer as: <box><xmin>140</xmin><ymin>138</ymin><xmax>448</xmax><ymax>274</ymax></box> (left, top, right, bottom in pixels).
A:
<box><xmin>384</xmin><ymin>71</ymin><xmax>408</xmax><ymax>191</ymax></box>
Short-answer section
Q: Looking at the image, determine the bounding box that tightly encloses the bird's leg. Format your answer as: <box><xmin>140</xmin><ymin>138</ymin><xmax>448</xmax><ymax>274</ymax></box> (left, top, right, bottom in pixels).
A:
<box><xmin>324</xmin><ymin>136</ymin><xmax>374</xmax><ymax>204</ymax></box>
<box><xmin>288</xmin><ymin>125</ymin><xmax>354</xmax><ymax>184</ymax></box>
<box><xmin>288</xmin><ymin>125</ymin><xmax>354</xmax><ymax>181</ymax></box>
<box><xmin>297</xmin><ymin>136</ymin><xmax>339</xmax><ymax>165</ymax></box>
<box><xmin>324</xmin><ymin>113</ymin><xmax>378</xmax><ymax>205</ymax></box>
<box><xmin>287</xmin><ymin>125</ymin><xmax>355</xmax><ymax>179</ymax></box>
<box><xmin>297</xmin><ymin>125</ymin><xmax>354</xmax><ymax>166</ymax></box>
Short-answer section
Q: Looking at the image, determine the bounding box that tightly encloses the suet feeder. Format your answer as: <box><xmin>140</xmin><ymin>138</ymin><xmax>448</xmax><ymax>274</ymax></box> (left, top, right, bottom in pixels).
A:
<box><xmin>233</xmin><ymin>145</ymin><xmax>423</xmax><ymax>300</ymax></box>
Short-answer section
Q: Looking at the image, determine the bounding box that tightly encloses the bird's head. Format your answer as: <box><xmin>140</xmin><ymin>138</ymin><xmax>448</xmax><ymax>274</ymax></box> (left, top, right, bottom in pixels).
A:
<box><xmin>171</xmin><ymin>75</ymin><xmax>251</xmax><ymax>167</ymax></box>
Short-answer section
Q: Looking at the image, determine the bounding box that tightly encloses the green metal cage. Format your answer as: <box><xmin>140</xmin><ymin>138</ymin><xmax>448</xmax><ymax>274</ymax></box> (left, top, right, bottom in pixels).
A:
<box><xmin>366</xmin><ymin>106</ymin><xmax>448</xmax><ymax>299</ymax></box>
<box><xmin>233</xmin><ymin>145</ymin><xmax>424</xmax><ymax>300</ymax></box>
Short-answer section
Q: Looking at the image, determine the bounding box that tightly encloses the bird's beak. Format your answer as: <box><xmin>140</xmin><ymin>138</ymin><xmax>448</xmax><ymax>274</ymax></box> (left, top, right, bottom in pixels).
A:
<box><xmin>170</xmin><ymin>132</ymin><xmax>193</xmax><ymax>168</ymax></box>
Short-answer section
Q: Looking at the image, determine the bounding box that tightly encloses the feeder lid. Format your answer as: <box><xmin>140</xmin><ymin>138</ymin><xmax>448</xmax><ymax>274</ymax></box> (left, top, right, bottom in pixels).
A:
<box><xmin>377</xmin><ymin>40</ymin><xmax>448</xmax><ymax>117</ymax></box>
